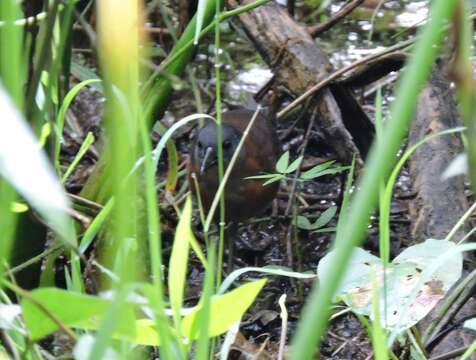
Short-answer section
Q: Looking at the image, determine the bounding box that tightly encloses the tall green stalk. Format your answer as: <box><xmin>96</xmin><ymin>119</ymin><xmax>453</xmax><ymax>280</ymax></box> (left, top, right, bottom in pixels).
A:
<box><xmin>25</xmin><ymin>0</ymin><xmax>60</xmax><ymax>123</ymax></box>
<box><xmin>214</xmin><ymin>0</ymin><xmax>226</xmax><ymax>288</ymax></box>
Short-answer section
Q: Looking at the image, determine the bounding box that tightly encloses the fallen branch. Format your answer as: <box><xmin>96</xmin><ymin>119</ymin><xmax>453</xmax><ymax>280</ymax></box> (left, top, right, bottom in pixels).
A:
<box><xmin>308</xmin><ymin>0</ymin><xmax>365</xmax><ymax>38</ymax></box>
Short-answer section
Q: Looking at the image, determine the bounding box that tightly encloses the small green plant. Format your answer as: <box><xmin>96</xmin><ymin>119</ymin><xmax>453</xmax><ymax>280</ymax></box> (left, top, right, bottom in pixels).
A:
<box><xmin>295</xmin><ymin>205</ymin><xmax>337</xmax><ymax>233</ymax></box>
<box><xmin>247</xmin><ymin>151</ymin><xmax>346</xmax><ymax>234</ymax></box>
<box><xmin>247</xmin><ymin>150</ymin><xmax>349</xmax><ymax>185</ymax></box>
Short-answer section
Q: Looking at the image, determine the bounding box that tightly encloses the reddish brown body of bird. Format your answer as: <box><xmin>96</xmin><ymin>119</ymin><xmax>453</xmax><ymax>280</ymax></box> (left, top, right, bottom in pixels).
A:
<box><xmin>188</xmin><ymin>109</ymin><xmax>280</xmax><ymax>222</ymax></box>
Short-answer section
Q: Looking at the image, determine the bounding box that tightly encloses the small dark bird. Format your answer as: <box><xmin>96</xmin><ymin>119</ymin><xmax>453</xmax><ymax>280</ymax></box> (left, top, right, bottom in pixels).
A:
<box><xmin>188</xmin><ymin>109</ymin><xmax>280</xmax><ymax>222</ymax></box>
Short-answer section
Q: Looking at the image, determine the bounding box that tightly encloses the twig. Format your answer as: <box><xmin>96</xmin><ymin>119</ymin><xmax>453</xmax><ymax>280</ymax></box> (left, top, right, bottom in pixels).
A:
<box><xmin>285</xmin><ymin>213</ymin><xmax>294</xmax><ymax>268</ymax></box>
<box><xmin>428</xmin><ymin>346</ymin><xmax>469</xmax><ymax>360</ymax></box>
<box><xmin>282</xmin><ymin>107</ymin><xmax>318</xmax><ymax>271</ymax></box>
<box><xmin>67</xmin><ymin>207</ymin><xmax>91</xmax><ymax>228</ymax></box>
<box><xmin>407</xmin><ymin>328</ymin><xmax>429</xmax><ymax>359</ymax></box>
<box><xmin>277</xmin><ymin>39</ymin><xmax>414</xmax><ymax>119</ymax></box>
<box><xmin>68</xmin><ymin>193</ymin><xmax>103</xmax><ymax>211</ymax></box>
<box><xmin>278</xmin><ymin>104</ymin><xmax>311</xmax><ymax>140</ymax></box>
<box><xmin>364</xmin><ymin>352</ymin><xmax>374</xmax><ymax>360</ymax></box>
<box><xmin>278</xmin><ymin>192</ymin><xmax>338</xmax><ymax>201</ymax></box>
<box><xmin>328</xmin><ymin>330</ymin><xmax>347</xmax><ymax>342</ymax></box>
<box><xmin>331</xmin><ymin>335</ymin><xmax>359</xmax><ymax>357</ymax></box>
<box><xmin>142</xmin><ymin>26</ymin><xmax>170</xmax><ymax>34</ymax></box>
<box><xmin>284</xmin><ymin>107</ymin><xmax>318</xmax><ymax>216</ymax></box>
<box><xmin>0</xmin><ymin>330</ymin><xmax>20</xmax><ymax>360</ymax></box>
<box><xmin>426</xmin><ymin>314</ymin><xmax>476</xmax><ymax>353</ymax></box>
<box><xmin>29</xmin><ymin>211</ymin><xmax>87</xmax><ymax>261</ymax></box>
<box><xmin>7</xmin><ymin>244</ymin><xmax>63</xmax><ymax>275</ymax></box>
<box><xmin>254</xmin><ymin>75</ymin><xmax>276</xmax><ymax>102</ymax></box>
<box><xmin>308</xmin><ymin>0</ymin><xmax>365</xmax><ymax>37</ymax></box>
<box><xmin>367</xmin><ymin>0</ymin><xmax>385</xmax><ymax>41</ymax></box>
<box><xmin>73</xmin><ymin>8</ymin><xmax>96</xmax><ymax>47</ymax></box>
<box><xmin>278</xmin><ymin>294</ymin><xmax>288</xmax><ymax>360</ymax></box>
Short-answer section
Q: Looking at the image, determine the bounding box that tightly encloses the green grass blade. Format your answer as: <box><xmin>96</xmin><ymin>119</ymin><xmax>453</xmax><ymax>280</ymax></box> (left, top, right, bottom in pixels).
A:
<box><xmin>25</xmin><ymin>0</ymin><xmax>61</xmax><ymax>119</ymax></box>
<box><xmin>336</xmin><ymin>155</ymin><xmax>355</xmax><ymax>234</ymax></box>
<box><xmin>461</xmin><ymin>340</ymin><xmax>476</xmax><ymax>360</ymax></box>
<box><xmin>54</xmin><ymin>79</ymin><xmax>101</xmax><ymax>172</ymax></box>
<box><xmin>194</xmin><ymin>0</ymin><xmax>207</xmax><ymax>45</ymax></box>
<box><xmin>0</xmin><ymin>0</ymin><xmax>24</xmax><ymax>108</ymax></box>
<box><xmin>219</xmin><ymin>266</ymin><xmax>315</xmax><ymax>295</ymax></box>
<box><xmin>169</xmin><ymin>198</ymin><xmax>194</xmax><ymax>333</ymax></box>
<box><xmin>61</xmin><ymin>131</ymin><xmax>95</xmax><ymax>183</ymax></box>
<box><xmin>79</xmin><ymin>198</ymin><xmax>114</xmax><ymax>254</ymax></box>
<box><xmin>371</xmin><ymin>271</ymin><xmax>388</xmax><ymax>360</ymax></box>
<box><xmin>87</xmin><ymin>287</ymin><xmax>133</xmax><ymax>360</ymax></box>
<box><xmin>143</xmin><ymin>0</ymin><xmax>222</xmax><ymax>119</ymax></box>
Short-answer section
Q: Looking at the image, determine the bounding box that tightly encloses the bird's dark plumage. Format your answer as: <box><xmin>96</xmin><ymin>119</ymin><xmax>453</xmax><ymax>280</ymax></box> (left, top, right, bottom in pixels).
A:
<box><xmin>188</xmin><ymin>109</ymin><xmax>280</xmax><ymax>222</ymax></box>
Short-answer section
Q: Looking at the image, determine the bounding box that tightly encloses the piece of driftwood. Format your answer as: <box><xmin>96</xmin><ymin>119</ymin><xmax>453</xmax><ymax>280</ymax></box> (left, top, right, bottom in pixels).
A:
<box><xmin>228</xmin><ymin>0</ymin><xmax>374</xmax><ymax>164</ymax></box>
<box><xmin>409</xmin><ymin>65</ymin><xmax>474</xmax><ymax>359</ymax></box>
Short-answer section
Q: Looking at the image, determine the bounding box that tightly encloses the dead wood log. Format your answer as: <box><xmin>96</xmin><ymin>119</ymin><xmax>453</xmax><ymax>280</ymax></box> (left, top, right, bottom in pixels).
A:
<box><xmin>408</xmin><ymin>66</ymin><xmax>468</xmax><ymax>242</ymax></box>
<box><xmin>228</xmin><ymin>0</ymin><xmax>374</xmax><ymax>164</ymax></box>
<box><xmin>409</xmin><ymin>65</ymin><xmax>474</xmax><ymax>359</ymax></box>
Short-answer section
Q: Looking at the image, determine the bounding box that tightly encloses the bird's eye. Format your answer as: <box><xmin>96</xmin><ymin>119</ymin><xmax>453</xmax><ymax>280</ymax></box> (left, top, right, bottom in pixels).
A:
<box><xmin>223</xmin><ymin>141</ymin><xmax>231</xmax><ymax>149</ymax></box>
<box><xmin>197</xmin><ymin>141</ymin><xmax>203</xmax><ymax>149</ymax></box>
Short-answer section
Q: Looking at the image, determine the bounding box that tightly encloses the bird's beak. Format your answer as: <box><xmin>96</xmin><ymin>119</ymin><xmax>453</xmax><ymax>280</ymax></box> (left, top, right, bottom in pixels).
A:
<box><xmin>200</xmin><ymin>146</ymin><xmax>214</xmax><ymax>175</ymax></box>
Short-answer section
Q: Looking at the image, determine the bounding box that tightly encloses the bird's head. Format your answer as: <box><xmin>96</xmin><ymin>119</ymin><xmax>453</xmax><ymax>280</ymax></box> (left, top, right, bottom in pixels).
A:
<box><xmin>194</xmin><ymin>122</ymin><xmax>244</xmax><ymax>175</ymax></box>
